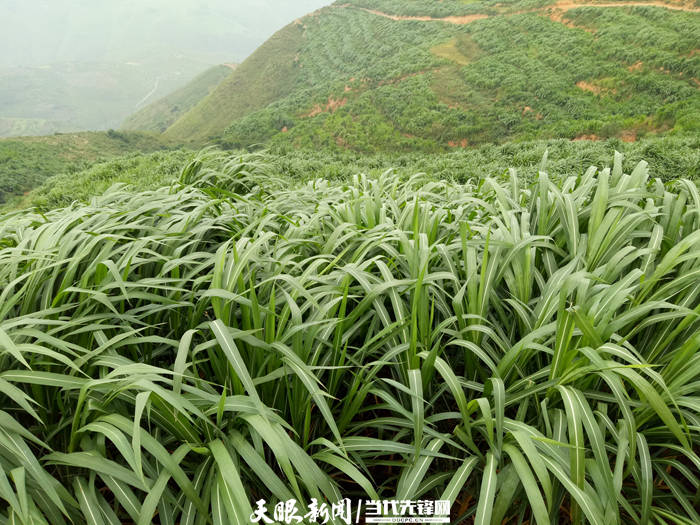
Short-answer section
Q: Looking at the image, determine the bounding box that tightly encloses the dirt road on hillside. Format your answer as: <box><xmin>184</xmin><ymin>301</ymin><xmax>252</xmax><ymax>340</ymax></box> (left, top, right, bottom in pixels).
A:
<box><xmin>343</xmin><ymin>1</ymin><xmax>698</xmax><ymax>25</ymax></box>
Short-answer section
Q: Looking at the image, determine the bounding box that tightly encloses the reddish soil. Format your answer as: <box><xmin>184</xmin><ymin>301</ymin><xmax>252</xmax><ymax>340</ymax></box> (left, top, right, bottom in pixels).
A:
<box><xmin>620</xmin><ymin>129</ymin><xmax>637</xmax><ymax>142</ymax></box>
<box><xmin>354</xmin><ymin>7</ymin><xmax>489</xmax><ymax>24</ymax></box>
<box><xmin>338</xmin><ymin>1</ymin><xmax>699</xmax><ymax>28</ymax></box>
<box><xmin>576</xmin><ymin>80</ymin><xmax>603</xmax><ymax>94</ymax></box>
<box><xmin>552</xmin><ymin>1</ymin><xmax>698</xmax><ymax>13</ymax></box>
<box><xmin>303</xmin><ymin>97</ymin><xmax>348</xmax><ymax>118</ymax></box>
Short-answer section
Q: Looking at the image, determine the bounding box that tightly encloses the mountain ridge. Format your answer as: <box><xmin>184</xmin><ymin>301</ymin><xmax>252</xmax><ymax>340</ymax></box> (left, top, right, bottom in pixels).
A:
<box><xmin>153</xmin><ymin>0</ymin><xmax>699</xmax><ymax>151</ymax></box>
<box><xmin>121</xmin><ymin>64</ymin><xmax>235</xmax><ymax>132</ymax></box>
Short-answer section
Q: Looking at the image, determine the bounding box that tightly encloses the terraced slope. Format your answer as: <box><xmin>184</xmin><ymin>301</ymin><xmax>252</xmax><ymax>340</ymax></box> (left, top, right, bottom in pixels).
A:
<box><xmin>163</xmin><ymin>0</ymin><xmax>700</xmax><ymax>152</ymax></box>
<box><xmin>121</xmin><ymin>65</ymin><xmax>234</xmax><ymax>133</ymax></box>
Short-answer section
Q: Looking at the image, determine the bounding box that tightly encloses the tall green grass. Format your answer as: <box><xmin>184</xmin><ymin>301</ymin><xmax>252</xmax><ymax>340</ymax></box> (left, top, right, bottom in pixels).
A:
<box><xmin>0</xmin><ymin>150</ymin><xmax>698</xmax><ymax>524</ymax></box>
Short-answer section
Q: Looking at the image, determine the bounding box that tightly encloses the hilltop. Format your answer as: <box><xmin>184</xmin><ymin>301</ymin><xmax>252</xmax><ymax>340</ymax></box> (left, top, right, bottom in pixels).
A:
<box><xmin>156</xmin><ymin>0</ymin><xmax>699</xmax><ymax>152</ymax></box>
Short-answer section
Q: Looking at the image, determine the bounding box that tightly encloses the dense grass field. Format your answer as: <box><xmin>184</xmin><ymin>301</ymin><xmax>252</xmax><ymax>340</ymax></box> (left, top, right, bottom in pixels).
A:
<box><xmin>0</xmin><ymin>150</ymin><xmax>698</xmax><ymax>523</ymax></box>
<box><xmin>8</xmin><ymin>133</ymin><xmax>698</xmax><ymax>211</ymax></box>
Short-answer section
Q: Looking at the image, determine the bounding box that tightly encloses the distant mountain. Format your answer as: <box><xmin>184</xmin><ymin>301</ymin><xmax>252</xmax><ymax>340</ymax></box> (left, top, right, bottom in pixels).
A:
<box><xmin>121</xmin><ymin>65</ymin><xmax>235</xmax><ymax>133</ymax></box>
<box><xmin>0</xmin><ymin>0</ymin><xmax>332</xmax><ymax>137</ymax></box>
<box><xmin>0</xmin><ymin>57</ymin><xmax>213</xmax><ymax>137</ymax></box>
<box><xmin>160</xmin><ymin>0</ymin><xmax>700</xmax><ymax>152</ymax></box>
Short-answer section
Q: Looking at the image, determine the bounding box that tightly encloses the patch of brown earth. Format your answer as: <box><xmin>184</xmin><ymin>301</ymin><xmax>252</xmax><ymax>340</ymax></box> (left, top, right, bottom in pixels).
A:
<box><xmin>303</xmin><ymin>97</ymin><xmax>348</xmax><ymax>118</ymax></box>
<box><xmin>552</xmin><ymin>1</ymin><xmax>699</xmax><ymax>13</ymax></box>
<box><xmin>545</xmin><ymin>9</ymin><xmax>596</xmax><ymax>31</ymax></box>
<box><xmin>576</xmin><ymin>80</ymin><xmax>602</xmax><ymax>94</ymax></box>
<box><xmin>327</xmin><ymin>97</ymin><xmax>346</xmax><ymax>111</ymax></box>
<box><xmin>354</xmin><ymin>7</ymin><xmax>489</xmax><ymax>24</ymax></box>
<box><xmin>620</xmin><ymin>129</ymin><xmax>637</xmax><ymax>142</ymax></box>
<box><xmin>576</xmin><ymin>80</ymin><xmax>618</xmax><ymax>95</ymax></box>
<box><xmin>521</xmin><ymin>106</ymin><xmax>544</xmax><ymax>119</ymax></box>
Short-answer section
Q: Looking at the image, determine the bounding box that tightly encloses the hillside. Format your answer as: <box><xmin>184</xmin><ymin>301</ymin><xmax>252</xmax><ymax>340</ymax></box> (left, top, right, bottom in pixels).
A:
<box><xmin>0</xmin><ymin>130</ymin><xmax>170</xmax><ymax>204</ymax></box>
<box><xmin>121</xmin><ymin>65</ymin><xmax>235</xmax><ymax>132</ymax></box>
<box><xmin>161</xmin><ymin>0</ymin><xmax>700</xmax><ymax>151</ymax></box>
<box><xmin>164</xmin><ymin>22</ymin><xmax>309</xmax><ymax>143</ymax></box>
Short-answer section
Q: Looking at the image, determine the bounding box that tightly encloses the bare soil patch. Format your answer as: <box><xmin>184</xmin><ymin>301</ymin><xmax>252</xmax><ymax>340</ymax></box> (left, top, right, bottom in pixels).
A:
<box><xmin>620</xmin><ymin>129</ymin><xmax>637</xmax><ymax>142</ymax></box>
<box><xmin>303</xmin><ymin>97</ymin><xmax>348</xmax><ymax>118</ymax></box>
<box><xmin>577</xmin><ymin>80</ymin><xmax>602</xmax><ymax>94</ymax></box>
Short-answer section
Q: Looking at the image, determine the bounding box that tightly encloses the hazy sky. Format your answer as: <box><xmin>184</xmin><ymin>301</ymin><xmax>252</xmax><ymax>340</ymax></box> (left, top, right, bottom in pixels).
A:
<box><xmin>0</xmin><ymin>0</ymin><xmax>334</xmax><ymax>67</ymax></box>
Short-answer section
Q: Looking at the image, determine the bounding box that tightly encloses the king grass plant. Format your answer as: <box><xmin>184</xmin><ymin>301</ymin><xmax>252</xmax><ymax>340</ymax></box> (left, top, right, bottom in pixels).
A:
<box><xmin>0</xmin><ymin>150</ymin><xmax>698</xmax><ymax>524</ymax></box>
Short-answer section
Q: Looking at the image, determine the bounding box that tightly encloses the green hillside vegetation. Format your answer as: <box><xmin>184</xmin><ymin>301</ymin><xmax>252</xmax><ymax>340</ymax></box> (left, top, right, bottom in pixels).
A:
<box><xmin>13</xmin><ymin>133</ymin><xmax>699</xmax><ymax>212</ymax></box>
<box><xmin>0</xmin><ymin>131</ymin><xmax>169</xmax><ymax>204</ymax></box>
<box><xmin>157</xmin><ymin>0</ymin><xmax>699</xmax><ymax>152</ymax></box>
<box><xmin>164</xmin><ymin>23</ymin><xmax>308</xmax><ymax>144</ymax></box>
<box><xmin>20</xmin><ymin>150</ymin><xmax>192</xmax><ymax>209</ymax></box>
<box><xmin>121</xmin><ymin>65</ymin><xmax>234</xmax><ymax>133</ymax></box>
<box><xmin>0</xmin><ymin>150</ymin><xmax>699</xmax><ymax>523</ymax></box>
